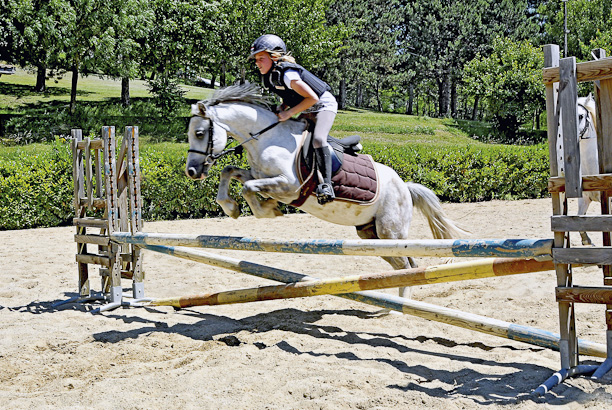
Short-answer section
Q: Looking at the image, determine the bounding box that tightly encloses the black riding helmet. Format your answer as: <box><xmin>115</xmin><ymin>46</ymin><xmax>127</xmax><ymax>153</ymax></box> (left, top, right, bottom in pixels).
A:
<box><xmin>249</xmin><ymin>34</ymin><xmax>286</xmax><ymax>59</ymax></box>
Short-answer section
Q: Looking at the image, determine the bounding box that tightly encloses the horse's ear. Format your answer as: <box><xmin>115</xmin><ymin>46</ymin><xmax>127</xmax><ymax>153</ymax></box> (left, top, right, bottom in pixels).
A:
<box><xmin>587</xmin><ymin>93</ymin><xmax>593</xmax><ymax>103</ymax></box>
<box><xmin>192</xmin><ymin>102</ymin><xmax>206</xmax><ymax>116</ymax></box>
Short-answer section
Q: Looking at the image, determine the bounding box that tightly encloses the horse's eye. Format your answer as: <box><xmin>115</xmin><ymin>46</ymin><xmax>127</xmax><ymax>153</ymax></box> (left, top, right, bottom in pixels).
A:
<box><xmin>195</xmin><ymin>130</ymin><xmax>205</xmax><ymax>138</ymax></box>
<box><xmin>579</xmin><ymin>114</ymin><xmax>584</xmax><ymax>120</ymax></box>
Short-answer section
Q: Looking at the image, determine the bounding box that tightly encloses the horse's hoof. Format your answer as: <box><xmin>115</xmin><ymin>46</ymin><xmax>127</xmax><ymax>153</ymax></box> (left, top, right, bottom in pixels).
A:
<box><xmin>226</xmin><ymin>207</ymin><xmax>240</xmax><ymax>219</ymax></box>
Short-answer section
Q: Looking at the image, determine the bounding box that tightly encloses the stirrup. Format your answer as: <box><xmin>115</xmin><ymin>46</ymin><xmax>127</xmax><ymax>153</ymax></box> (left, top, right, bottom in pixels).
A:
<box><xmin>316</xmin><ymin>182</ymin><xmax>335</xmax><ymax>204</ymax></box>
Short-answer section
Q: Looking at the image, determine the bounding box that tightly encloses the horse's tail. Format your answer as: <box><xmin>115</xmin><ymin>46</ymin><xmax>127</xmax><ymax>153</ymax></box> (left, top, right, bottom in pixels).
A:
<box><xmin>407</xmin><ymin>182</ymin><xmax>468</xmax><ymax>239</ymax></box>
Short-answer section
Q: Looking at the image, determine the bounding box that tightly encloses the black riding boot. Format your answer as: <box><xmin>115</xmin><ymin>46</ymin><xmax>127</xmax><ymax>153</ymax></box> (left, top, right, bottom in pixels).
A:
<box><xmin>314</xmin><ymin>147</ymin><xmax>335</xmax><ymax>204</ymax></box>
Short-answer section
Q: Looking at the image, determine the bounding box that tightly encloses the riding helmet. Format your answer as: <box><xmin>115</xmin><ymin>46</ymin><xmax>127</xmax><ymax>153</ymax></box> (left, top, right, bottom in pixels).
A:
<box><xmin>249</xmin><ymin>34</ymin><xmax>286</xmax><ymax>59</ymax></box>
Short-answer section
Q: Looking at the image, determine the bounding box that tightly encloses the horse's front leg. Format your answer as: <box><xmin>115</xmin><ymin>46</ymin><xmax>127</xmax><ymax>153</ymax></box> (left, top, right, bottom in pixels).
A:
<box><xmin>217</xmin><ymin>165</ymin><xmax>252</xmax><ymax>219</ymax></box>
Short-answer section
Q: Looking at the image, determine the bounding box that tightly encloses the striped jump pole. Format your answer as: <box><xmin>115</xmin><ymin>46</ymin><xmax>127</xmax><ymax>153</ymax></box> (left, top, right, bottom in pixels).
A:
<box><xmin>140</xmin><ymin>244</ymin><xmax>605</xmax><ymax>358</ymax></box>
<box><xmin>149</xmin><ymin>257</ymin><xmax>554</xmax><ymax>308</ymax></box>
<box><xmin>111</xmin><ymin>232</ymin><xmax>553</xmax><ymax>259</ymax></box>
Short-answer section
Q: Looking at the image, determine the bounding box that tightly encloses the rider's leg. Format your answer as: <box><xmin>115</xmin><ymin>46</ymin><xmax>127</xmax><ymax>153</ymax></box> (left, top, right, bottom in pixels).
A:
<box><xmin>313</xmin><ymin>111</ymin><xmax>336</xmax><ymax>204</ymax></box>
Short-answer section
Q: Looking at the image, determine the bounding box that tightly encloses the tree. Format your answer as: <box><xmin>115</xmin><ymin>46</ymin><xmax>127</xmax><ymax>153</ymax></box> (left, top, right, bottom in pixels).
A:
<box><xmin>204</xmin><ymin>0</ymin><xmax>344</xmax><ymax>89</ymax></box>
<box><xmin>2</xmin><ymin>0</ymin><xmax>72</xmax><ymax>92</ymax></box>
<box><xmin>463</xmin><ymin>37</ymin><xmax>545</xmax><ymax>141</ymax></box>
<box><xmin>399</xmin><ymin>0</ymin><xmax>538</xmax><ymax>117</ymax></box>
<box><xmin>58</xmin><ymin>0</ymin><xmax>130</xmax><ymax>113</ymax></box>
<box><xmin>95</xmin><ymin>0</ymin><xmax>153</xmax><ymax>106</ymax></box>
<box><xmin>326</xmin><ymin>0</ymin><xmax>401</xmax><ymax>110</ymax></box>
<box><xmin>539</xmin><ymin>0</ymin><xmax>612</xmax><ymax>59</ymax></box>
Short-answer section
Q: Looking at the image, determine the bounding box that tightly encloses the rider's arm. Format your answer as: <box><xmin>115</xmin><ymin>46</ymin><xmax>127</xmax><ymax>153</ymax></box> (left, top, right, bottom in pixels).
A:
<box><xmin>277</xmin><ymin>79</ymin><xmax>319</xmax><ymax>122</ymax></box>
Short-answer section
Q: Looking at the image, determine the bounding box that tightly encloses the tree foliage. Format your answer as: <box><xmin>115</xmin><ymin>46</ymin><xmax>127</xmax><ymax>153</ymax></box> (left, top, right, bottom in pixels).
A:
<box><xmin>539</xmin><ymin>0</ymin><xmax>612</xmax><ymax>59</ymax></box>
<box><xmin>463</xmin><ymin>37</ymin><xmax>544</xmax><ymax>141</ymax></box>
<box><xmin>1</xmin><ymin>0</ymin><xmax>612</xmax><ymax>140</ymax></box>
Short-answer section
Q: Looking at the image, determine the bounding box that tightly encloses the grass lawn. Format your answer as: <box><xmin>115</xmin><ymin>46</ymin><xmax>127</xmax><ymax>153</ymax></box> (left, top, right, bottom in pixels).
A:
<box><xmin>0</xmin><ymin>67</ymin><xmax>213</xmax><ymax>114</ymax></box>
<box><xmin>0</xmin><ymin>66</ymin><xmax>504</xmax><ymax>150</ymax></box>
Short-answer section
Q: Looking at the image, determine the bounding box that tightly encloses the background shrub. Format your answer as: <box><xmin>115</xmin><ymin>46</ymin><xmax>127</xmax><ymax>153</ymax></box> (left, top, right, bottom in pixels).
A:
<box><xmin>0</xmin><ymin>139</ymin><xmax>551</xmax><ymax>230</ymax></box>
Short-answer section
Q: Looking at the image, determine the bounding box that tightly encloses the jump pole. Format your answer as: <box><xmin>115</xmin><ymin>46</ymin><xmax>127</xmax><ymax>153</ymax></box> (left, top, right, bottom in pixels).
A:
<box><xmin>140</xmin><ymin>244</ymin><xmax>606</xmax><ymax>358</ymax></box>
<box><xmin>111</xmin><ymin>233</ymin><xmax>553</xmax><ymax>259</ymax></box>
<box><xmin>148</xmin><ymin>257</ymin><xmax>554</xmax><ymax>308</ymax></box>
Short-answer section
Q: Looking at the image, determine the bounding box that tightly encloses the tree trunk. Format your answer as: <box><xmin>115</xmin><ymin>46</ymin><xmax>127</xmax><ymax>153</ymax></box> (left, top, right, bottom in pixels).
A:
<box><xmin>210</xmin><ymin>73</ymin><xmax>216</xmax><ymax>89</ymax></box>
<box><xmin>35</xmin><ymin>63</ymin><xmax>46</xmax><ymax>92</ymax></box>
<box><xmin>70</xmin><ymin>65</ymin><xmax>79</xmax><ymax>115</ymax></box>
<box><xmin>240</xmin><ymin>67</ymin><xmax>246</xmax><ymax>85</ymax></box>
<box><xmin>220</xmin><ymin>63</ymin><xmax>226</xmax><ymax>87</ymax></box>
<box><xmin>471</xmin><ymin>95</ymin><xmax>480</xmax><ymax>121</ymax></box>
<box><xmin>450</xmin><ymin>80</ymin><xmax>457</xmax><ymax>118</ymax></box>
<box><xmin>406</xmin><ymin>84</ymin><xmax>414</xmax><ymax>115</ymax></box>
<box><xmin>121</xmin><ymin>77</ymin><xmax>130</xmax><ymax>106</ymax></box>
<box><xmin>376</xmin><ymin>81</ymin><xmax>382</xmax><ymax>112</ymax></box>
<box><xmin>355</xmin><ymin>82</ymin><xmax>363</xmax><ymax>108</ymax></box>
<box><xmin>437</xmin><ymin>74</ymin><xmax>450</xmax><ymax>117</ymax></box>
<box><xmin>338</xmin><ymin>78</ymin><xmax>346</xmax><ymax>110</ymax></box>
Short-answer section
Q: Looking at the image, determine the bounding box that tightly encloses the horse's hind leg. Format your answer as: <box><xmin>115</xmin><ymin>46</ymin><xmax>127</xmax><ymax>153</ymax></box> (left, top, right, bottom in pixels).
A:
<box><xmin>356</xmin><ymin>222</ymin><xmax>417</xmax><ymax>299</ymax></box>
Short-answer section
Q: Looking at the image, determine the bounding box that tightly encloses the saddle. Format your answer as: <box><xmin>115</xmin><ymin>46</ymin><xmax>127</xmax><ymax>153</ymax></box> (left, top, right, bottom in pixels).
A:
<box><xmin>290</xmin><ymin>116</ymin><xmax>379</xmax><ymax>207</ymax></box>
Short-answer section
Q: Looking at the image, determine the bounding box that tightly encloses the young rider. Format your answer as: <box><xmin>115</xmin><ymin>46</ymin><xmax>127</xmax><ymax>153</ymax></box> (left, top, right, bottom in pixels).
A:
<box><xmin>249</xmin><ymin>34</ymin><xmax>338</xmax><ymax>204</ymax></box>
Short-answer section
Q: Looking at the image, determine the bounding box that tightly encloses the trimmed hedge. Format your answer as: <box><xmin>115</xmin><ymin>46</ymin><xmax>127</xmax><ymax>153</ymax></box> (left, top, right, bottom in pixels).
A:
<box><xmin>363</xmin><ymin>142</ymin><xmax>550</xmax><ymax>202</ymax></box>
<box><xmin>0</xmin><ymin>140</ymin><xmax>550</xmax><ymax>230</ymax></box>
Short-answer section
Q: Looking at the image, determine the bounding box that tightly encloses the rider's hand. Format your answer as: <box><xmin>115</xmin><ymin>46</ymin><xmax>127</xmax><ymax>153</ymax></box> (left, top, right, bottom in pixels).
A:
<box><xmin>277</xmin><ymin>110</ymin><xmax>293</xmax><ymax>122</ymax></box>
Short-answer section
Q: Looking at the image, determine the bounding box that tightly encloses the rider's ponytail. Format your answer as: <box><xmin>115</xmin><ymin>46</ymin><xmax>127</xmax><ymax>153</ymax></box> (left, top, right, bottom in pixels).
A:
<box><xmin>271</xmin><ymin>51</ymin><xmax>296</xmax><ymax>64</ymax></box>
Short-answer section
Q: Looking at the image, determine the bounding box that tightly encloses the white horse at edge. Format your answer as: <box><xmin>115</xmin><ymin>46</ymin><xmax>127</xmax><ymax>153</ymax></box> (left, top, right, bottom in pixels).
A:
<box><xmin>557</xmin><ymin>94</ymin><xmax>599</xmax><ymax>245</ymax></box>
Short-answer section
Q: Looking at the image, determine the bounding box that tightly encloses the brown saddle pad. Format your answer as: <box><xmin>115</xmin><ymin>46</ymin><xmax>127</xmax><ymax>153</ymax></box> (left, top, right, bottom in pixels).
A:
<box><xmin>291</xmin><ymin>152</ymin><xmax>379</xmax><ymax>207</ymax></box>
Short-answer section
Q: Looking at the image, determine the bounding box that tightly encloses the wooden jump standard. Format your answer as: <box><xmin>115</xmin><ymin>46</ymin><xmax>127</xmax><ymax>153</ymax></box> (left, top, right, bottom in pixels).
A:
<box><xmin>538</xmin><ymin>45</ymin><xmax>612</xmax><ymax>394</ymax></box>
<box><xmin>140</xmin><ymin>243</ymin><xmax>606</xmax><ymax>358</ymax></box>
<box><xmin>110</xmin><ymin>233</ymin><xmax>553</xmax><ymax>259</ymax></box>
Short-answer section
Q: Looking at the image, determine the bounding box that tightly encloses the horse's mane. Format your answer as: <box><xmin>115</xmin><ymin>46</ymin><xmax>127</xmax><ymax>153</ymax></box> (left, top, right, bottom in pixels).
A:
<box><xmin>203</xmin><ymin>83</ymin><xmax>272</xmax><ymax>109</ymax></box>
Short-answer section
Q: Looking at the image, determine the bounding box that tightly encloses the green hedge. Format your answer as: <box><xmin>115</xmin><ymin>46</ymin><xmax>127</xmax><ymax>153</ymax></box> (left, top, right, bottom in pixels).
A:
<box><xmin>363</xmin><ymin>142</ymin><xmax>550</xmax><ymax>202</ymax></box>
<box><xmin>0</xmin><ymin>140</ymin><xmax>550</xmax><ymax>230</ymax></box>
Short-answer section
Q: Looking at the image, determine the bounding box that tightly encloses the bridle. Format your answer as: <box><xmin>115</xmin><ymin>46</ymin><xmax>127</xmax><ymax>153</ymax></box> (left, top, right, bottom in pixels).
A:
<box><xmin>577</xmin><ymin>103</ymin><xmax>594</xmax><ymax>140</ymax></box>
<box><xmin>187</xmin><ymin>115</ymin><xmax>281</xmax><ymax>161</ymax></box>
<box><xmin>187</xmin><ymin>118</ymin><xmax>216</xmax><ymax>158</ymax></box>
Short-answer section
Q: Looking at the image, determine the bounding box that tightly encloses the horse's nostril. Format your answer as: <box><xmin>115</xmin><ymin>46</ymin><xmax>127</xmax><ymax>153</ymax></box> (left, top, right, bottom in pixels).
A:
<box><xmin>187</xmin><ymin>167</ymin><xmax>198</xmax><ymax>177</ymax></box>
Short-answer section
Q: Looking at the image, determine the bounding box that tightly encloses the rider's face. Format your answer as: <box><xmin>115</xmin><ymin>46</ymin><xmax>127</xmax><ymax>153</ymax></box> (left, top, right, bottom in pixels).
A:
<box><xmin>254</xmin><ymin>51</ymin><xmax>274</xmax><ymax>74</ymax></box>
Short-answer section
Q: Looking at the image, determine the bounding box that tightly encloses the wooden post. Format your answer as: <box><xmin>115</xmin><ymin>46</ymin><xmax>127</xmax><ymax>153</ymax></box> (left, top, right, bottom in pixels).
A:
<box><xmin>559</xmin><ymin>56</ymin><xmax>582</xmax><ymax>198</ymax></box>
<box><xmin>544</xmin><ymin>44</ymin><xmax>579</xmax><ymax>372</ymax></box>
<box><xmin>71</xmin><ymin>129</ymin><xmax>90</xmax><ymax>297</ymax></box>
<box><xmin>102</xmin><ymin>126</ymin><xmax>122</xmax><ymax>305</ymax></box>
<box><xmin>126</xmin><ymin>126</ymin><xmax>144</xmax><ymax>299</ymax></box>
<box><xmin>592</xmin><ymin>48</ymin><xmax>612</xmax><ymax>378</ymax></box>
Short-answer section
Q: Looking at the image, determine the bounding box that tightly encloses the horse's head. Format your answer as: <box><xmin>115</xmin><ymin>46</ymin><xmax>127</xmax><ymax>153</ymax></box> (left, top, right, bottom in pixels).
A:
<box><xmin>186</xmin><ymin>102</ymin><xmax>228</xmax><ymax>179</ymax></box>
